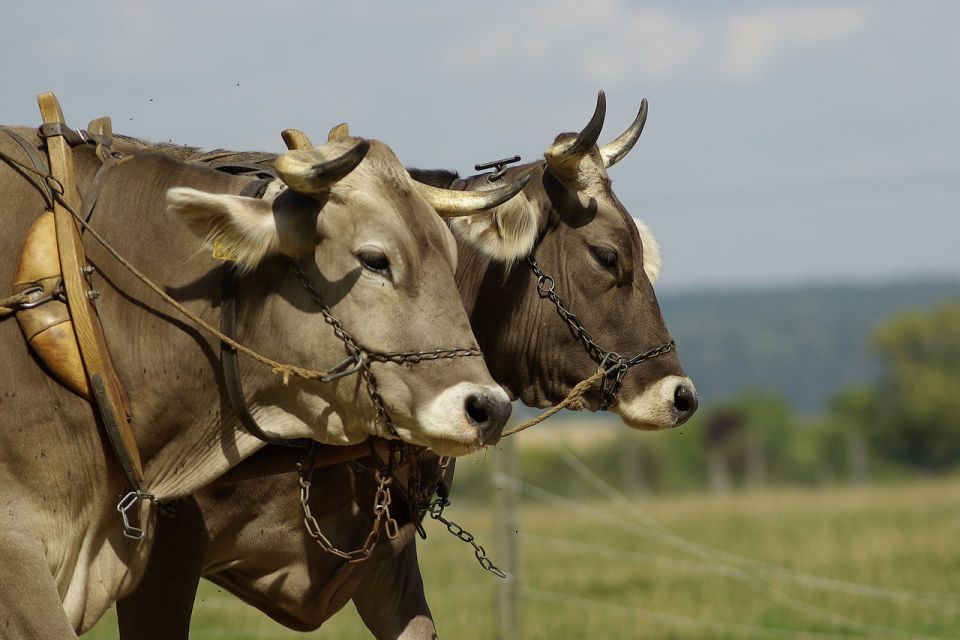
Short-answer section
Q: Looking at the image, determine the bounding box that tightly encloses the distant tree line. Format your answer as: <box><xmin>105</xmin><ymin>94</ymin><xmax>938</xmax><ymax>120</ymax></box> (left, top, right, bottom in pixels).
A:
<box><xmin>455</xmin><ymin>301</ymin><xmax>960</xmax><ymax>500</ymax></box>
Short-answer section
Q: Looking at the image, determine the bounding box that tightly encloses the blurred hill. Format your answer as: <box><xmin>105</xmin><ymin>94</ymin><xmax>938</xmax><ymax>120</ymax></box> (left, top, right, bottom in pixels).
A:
<box><xmin>659</xmin><ymin>277</ymin><xmax>960</xmax><ymax>412</ymax></box>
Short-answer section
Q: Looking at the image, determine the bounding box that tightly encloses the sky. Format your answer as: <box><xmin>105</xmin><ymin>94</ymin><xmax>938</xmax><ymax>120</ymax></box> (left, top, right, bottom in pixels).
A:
<box><xmin>4</xmin><ymin>0</ymin><xmax>958</xmax><ymax>291</ymax></box>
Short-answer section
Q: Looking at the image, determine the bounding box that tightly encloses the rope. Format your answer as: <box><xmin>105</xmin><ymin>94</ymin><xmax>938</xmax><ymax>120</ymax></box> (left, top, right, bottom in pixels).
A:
<box><xmin>0</xmin><ymin>292</ymin><xmax>31</xmax><ymax>317</ymax></box>
<box><xmin>52</xmin><ymin>191</ymin><xmax>344</xmax><ymax>385</ymax></box>
<box><xmin>501</xmin><ymin>367</ymin><xmax>607</xmax><ymax>437</ymax></box>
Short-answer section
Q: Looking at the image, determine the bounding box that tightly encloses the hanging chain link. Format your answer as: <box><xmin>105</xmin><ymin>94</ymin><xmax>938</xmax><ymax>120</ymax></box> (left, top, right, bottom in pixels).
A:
<box><xmin>300</xmin><ymin>443</ymin><xmax>503</xmax><ymax>577</ymax></box>
<box><xmin>422</xmin><ymin>496</ymin><xmax>507</xmax><ymax>578</ymax></box>
<box><xmin>298</xmin><ymin>448</ymin><xmax>400</xmax><ymax>563</ymax></box>
<box><xmin>527</xmin><ymin>254</ymin><xmax>675</xmax><ymax>410</ymax></box>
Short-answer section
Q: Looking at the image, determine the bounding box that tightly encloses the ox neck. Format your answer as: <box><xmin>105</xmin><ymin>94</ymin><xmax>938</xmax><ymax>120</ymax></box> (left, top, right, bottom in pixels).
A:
<box><xmin>411</xmin><ymin>168</ymin><xmax>557</xmax><ymax>404</ymax></box>
<box><xmin>453</xmin><ymin>238</ymin><xmax>555</xmax><ymax>405</ymax></box>
<box><xmin>69</xmin><ymin>150</ymin><xmax>288</xmax><ymax>500</ymax></box>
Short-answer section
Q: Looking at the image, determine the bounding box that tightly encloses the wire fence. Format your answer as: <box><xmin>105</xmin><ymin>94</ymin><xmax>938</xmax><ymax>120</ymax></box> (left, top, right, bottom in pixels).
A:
<box><xmin>84</xmin><ymin>443</ymin><xmax>960</xmax><ymax>640</ymax></box>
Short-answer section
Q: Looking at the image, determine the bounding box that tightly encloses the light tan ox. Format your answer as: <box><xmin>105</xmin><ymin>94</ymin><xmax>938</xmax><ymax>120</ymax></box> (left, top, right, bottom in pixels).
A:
<box><xmin>0</xmin><ymin>116</ymin><xmax>527</xmax><ymax>638</ymax></box>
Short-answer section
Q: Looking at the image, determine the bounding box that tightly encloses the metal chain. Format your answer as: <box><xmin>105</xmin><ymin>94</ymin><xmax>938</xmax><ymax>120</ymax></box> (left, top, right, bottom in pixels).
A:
<box><xmin>422</xmin><ymin>496</ymin><xmax>507</xmax><ymax>578</ymax></box>
<box><xmin>527</xmin><ymin>254</ymin><xmax>675</xmax><ymax>409</ymax></box>
<box><xmin>298</xmin><ymin>449</ymin><xmax>400</xmax><ymax>562</ymax></box>
<box><xmin>314</xmin><ymin>446</ymin><xmax>505</xmax><ymax>576</ymax></box>
<box><xmin>291</xmin><ymin>263</ymin><xmax>482</xmax><ymax>437</ymax></box>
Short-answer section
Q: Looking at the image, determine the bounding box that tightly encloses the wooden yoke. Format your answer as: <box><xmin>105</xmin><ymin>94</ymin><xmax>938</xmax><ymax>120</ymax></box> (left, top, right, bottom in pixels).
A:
<box><xmin>37</xmin><ymin>92</ymin><xmax>143</xmax><ymax>484</ymax></box>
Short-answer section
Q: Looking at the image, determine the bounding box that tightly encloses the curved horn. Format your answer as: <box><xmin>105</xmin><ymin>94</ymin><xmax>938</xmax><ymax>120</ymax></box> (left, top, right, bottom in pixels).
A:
<box><xmin>599</xmin><ymin>98</ymin><xmax>648</xmax><ymax>168</ymax></box>
<box><xmin>415</xmin><ymin>174</ymin><xmax>530</xmax><ymax>217</ymax></box>
<box><xmin>274</xmin><ymin>138</ymin><xmax>369</xmax><ymax>195</ymax></box>
<box><xmin>545</xmin><ymin>90</ymin><xmax>607</xmax><ymax>164</ymax></box>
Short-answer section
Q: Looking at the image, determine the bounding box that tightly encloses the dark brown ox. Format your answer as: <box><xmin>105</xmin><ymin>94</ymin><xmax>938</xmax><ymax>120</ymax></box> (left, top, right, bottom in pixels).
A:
<box><xmin>0</xmin><ymin>124</ymin><xmax>520</xmax><ymax>638</ymax></box>
<box><xmin>444</xmin><ymin>92</ymin><xmax>697</xmax><ymax>425</ymax></box>
<box><xmin>116</xmin><ymin>93</ymin><xmax>698</xmax><ymax>639</ymax></box>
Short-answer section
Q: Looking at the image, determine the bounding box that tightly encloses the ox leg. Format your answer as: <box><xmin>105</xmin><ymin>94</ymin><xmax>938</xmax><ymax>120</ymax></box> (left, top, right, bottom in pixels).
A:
<box><xmin>0</xmin><ymin>531</ymin><xmax>80</xmax><ymax>639</ymax></box>
<box><xmin>116</xmin><ymin>497</ymin><xmax>208</xmax><ymax>640</ymax></box>
<box><xmin>353</xmin><ymin>539</ymin><xmax>438</xmax><ymax>640</ymax></box>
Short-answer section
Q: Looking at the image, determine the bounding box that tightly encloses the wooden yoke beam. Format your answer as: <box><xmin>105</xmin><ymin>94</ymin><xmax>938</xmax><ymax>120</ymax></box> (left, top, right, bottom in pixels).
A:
<box><xmin>37</xmin><ymin>92</ymin><xmax>143</xmax><ymax>484</ymax></box>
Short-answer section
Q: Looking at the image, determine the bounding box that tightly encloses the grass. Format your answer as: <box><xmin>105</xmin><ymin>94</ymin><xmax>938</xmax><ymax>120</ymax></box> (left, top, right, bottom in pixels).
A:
<box><xmin>86</xmin><ymin>474</ymin><xmax>960</xmax><ymax>639</ymax></box>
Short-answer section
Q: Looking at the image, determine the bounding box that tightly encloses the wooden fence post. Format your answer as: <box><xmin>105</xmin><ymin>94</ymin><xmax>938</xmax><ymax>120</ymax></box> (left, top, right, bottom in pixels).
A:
<box><xmin>495</xmin><ymin>437</ymin><xmax>521</xmax><ymax>640</ymax></box>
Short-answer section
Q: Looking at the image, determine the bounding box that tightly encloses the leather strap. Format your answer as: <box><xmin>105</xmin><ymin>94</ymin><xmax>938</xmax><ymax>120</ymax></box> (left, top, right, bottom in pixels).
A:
<box><xmin>239</xmin><ymin>177</ymin><xmax>274</xmax><ymax>199</ymax></box>
<box><xmin>0</xmin><ymin>126</ymin><xmax>54</xmax><ymax>207</ymax></box>
<box><xmin>220</xmin><ymin>264</ymin><xmax>312</xmax><ymax>449</ymax></box>
<box><xmin>38</xmin><ymin>122</ymin><xmax>88</xmax><ymax>147</ymax></box>
<box><xmin>79</xmin><ymin>153</ymin><xmax>119</xmax><ymax>226</ymax></box>
<box><xmin>438</xmin><ymin>457</ymin><xmax>456</xmax><ymax>500</ymax></box>
<box><xmin>207</xmin><ymin>161</ymin><xmax>277</xmax><ymax>180</ymax></box>
<box><xmin>218</xmin><ymin>439</ymin><xmax>389</xmax><ymax>484</ymax></box>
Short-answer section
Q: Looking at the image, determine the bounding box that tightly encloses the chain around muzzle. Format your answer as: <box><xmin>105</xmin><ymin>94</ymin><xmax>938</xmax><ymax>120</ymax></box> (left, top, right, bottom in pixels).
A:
<box><xmin>528</xmin><ymin>254</ymin><xmax>675</xmax><ymax>410</ymax></box>
<box><xmin>291</xmin><ymin>261</ymin><xmax>483</xmax><ymax>437</ymax></box>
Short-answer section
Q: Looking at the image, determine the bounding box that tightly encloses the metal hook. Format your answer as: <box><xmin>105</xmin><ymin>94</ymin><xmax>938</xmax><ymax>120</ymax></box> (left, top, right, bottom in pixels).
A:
<box><xmin>475</xmin><ymin>155</ymin><xmax>521</xmax><ymax>182</ymax></box>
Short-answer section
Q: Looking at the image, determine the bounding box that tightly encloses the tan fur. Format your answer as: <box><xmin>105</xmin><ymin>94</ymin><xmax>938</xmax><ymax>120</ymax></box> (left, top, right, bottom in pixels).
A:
<box><xmin>448</xmin><ymin>190</ymin><xmax>539</xmax><ymax>263</ymax></box>
<box><xmin>633</xmin><ymin>217</ymin><xmax>662</xmax><ymax>284</ymax></box>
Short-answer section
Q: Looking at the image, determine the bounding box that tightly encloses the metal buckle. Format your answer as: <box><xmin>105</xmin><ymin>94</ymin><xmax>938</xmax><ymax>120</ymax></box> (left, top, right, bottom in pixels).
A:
<box><xmin>318</xmin><ymin>353</ymin><xmax>365</xmax><ymax>383</ymax></box>
<box><xmin>116</xmin><ymin>490</ymin><xmax>154</xmax><ymax>540</ymax></box>
<box><xmin>16</xmin><ymin>280</ymin><xmax>66</xmax><ymax>309</ymax></box>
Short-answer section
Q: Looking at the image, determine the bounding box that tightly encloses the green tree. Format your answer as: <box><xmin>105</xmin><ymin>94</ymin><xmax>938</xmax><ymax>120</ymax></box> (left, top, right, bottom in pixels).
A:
<box><xmin>866</xmin><ymin>302</ymin><xmax>960</xmax><ymax>470</ymax></box>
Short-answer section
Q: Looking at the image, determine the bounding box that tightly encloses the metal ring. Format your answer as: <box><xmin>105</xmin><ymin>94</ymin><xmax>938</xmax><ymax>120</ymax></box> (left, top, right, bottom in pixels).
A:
<box><xmin>537</xmin><ymin>274</ymin><xmax>555</xmax><ymax>294</ymax></box>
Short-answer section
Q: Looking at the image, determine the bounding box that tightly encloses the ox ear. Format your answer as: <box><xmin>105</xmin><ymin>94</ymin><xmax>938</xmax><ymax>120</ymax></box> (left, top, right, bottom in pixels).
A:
<box><xmin>448</xmin><ymin>190</ymin><xmax>540</xmax><ymax>264</ymax></box>
<box><xmin>167</xmin><ymin>187</ymin><xmax>314</xmax><ymax>273</ymax></box>
<box><xmin>633</xmin><ymin>217</ymin><xmax>662</xmax><ymax>284</ymax></box>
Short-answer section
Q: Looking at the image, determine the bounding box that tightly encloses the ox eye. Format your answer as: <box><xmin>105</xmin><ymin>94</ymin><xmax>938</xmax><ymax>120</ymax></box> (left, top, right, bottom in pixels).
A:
<box><xmin>589</xmin><ymin>245</ymin><xmax>618</xmax><ymax>272</ymax></box>
<box><xmin>358</xmin><ymin>249</ymin><xmax>391</xmax><ymax>277</ymax></box>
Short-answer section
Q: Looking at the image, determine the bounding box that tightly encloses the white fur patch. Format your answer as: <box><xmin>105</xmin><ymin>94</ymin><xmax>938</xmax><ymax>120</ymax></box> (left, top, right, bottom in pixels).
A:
<box><xmin>449</xmin><ymin>191</ymin><xmax>539</xmax><ymax>264</ymax></box>
<box><xmin>633</xmin><ymin>217</ymin><xmax>662</xmax><ymax>284</ymax></box>
<box><xmin>616</xmin><ymin>375</ymin><xmax>696</xmax><ymax>429</ymax></box>
<box><xmin>414</xmin><ymin>382</ymin><xmax>510</xmax><ymax>456</ymax></box>
<box><xmin>167</xmin><ymin>187</ymin><xmax>279</xmax><ymax>273</ymax></box>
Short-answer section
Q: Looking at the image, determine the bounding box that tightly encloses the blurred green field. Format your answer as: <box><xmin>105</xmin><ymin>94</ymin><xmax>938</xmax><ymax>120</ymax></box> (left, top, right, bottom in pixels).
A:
<box><xmin>87</xmin><ymin>473</ymin><xmax>960</xmax><ymax>639</ymax></box>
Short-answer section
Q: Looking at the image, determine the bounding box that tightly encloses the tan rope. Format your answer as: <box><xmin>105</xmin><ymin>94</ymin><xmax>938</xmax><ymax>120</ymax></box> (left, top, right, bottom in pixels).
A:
<box><xmin>502</xmin><ymin>367</ymin><xmax>607</xmax><ymax>437</ymax></box>
<box><xmin>0</xmin><ymin>292</ymin><xmax>30</xmax><ymax>318</ymax></box>
<box><xmin>55</xmin><ymin>190</ymin><xmax>608</xmax><ymax>432</ymax></box>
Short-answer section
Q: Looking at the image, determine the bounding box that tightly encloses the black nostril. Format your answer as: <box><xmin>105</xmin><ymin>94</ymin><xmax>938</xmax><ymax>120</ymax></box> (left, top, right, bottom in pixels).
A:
<box><xmin>674</xmin><ymin>384</ymin><xmax>698</xmax><ymax>416</ymax></box>
<box><xmin>466</xmin><ymin>395</ymin><xmax>490</xmax><ymax>426</ymax></box>
<box><xmin>465</xmin><ymin>393</ymin><xmax>512</xmax><ymax>441</ymax></box>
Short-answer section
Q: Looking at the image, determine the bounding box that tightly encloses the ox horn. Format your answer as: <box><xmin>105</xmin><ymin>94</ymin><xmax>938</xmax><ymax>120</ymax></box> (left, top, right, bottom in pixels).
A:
<box><xmin>544</xmin><ymin>91</ymin><xmax>607</xmax><ymax>166</ymax></box>
<box><xmin>274</xmin><ymin>138</ymin><xmax>370</xmax><ymax>195</ymax></box>
<box><xmin>599</xmin><ymin>98</ymin><xmax>648</xmax><ymax>168</ymax></box>
<box><xmin>415</xmin><ymin>174</ymin><xmax>530</xmax><ymax>217</ymax></box>
<box><xmin>281</xmin><ymin>129</ymin><xmax>314</xmax><ymax>150</ymax></box>
<box><xmin>328</xmin><ymin>123</ymin><xmax>350</xmax><ymax>141</ymax></box>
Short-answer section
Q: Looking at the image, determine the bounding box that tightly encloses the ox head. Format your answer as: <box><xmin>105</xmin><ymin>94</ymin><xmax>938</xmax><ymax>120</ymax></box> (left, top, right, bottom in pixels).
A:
<box><xmin>166</xmin><ymin>134</ymin><xmax>530</xmax><ymax>455</ymax></box>
<box><xmin>447</xmin><ymin>92</ymin><xmax>697</xmax><ymax>430</ymax></box>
